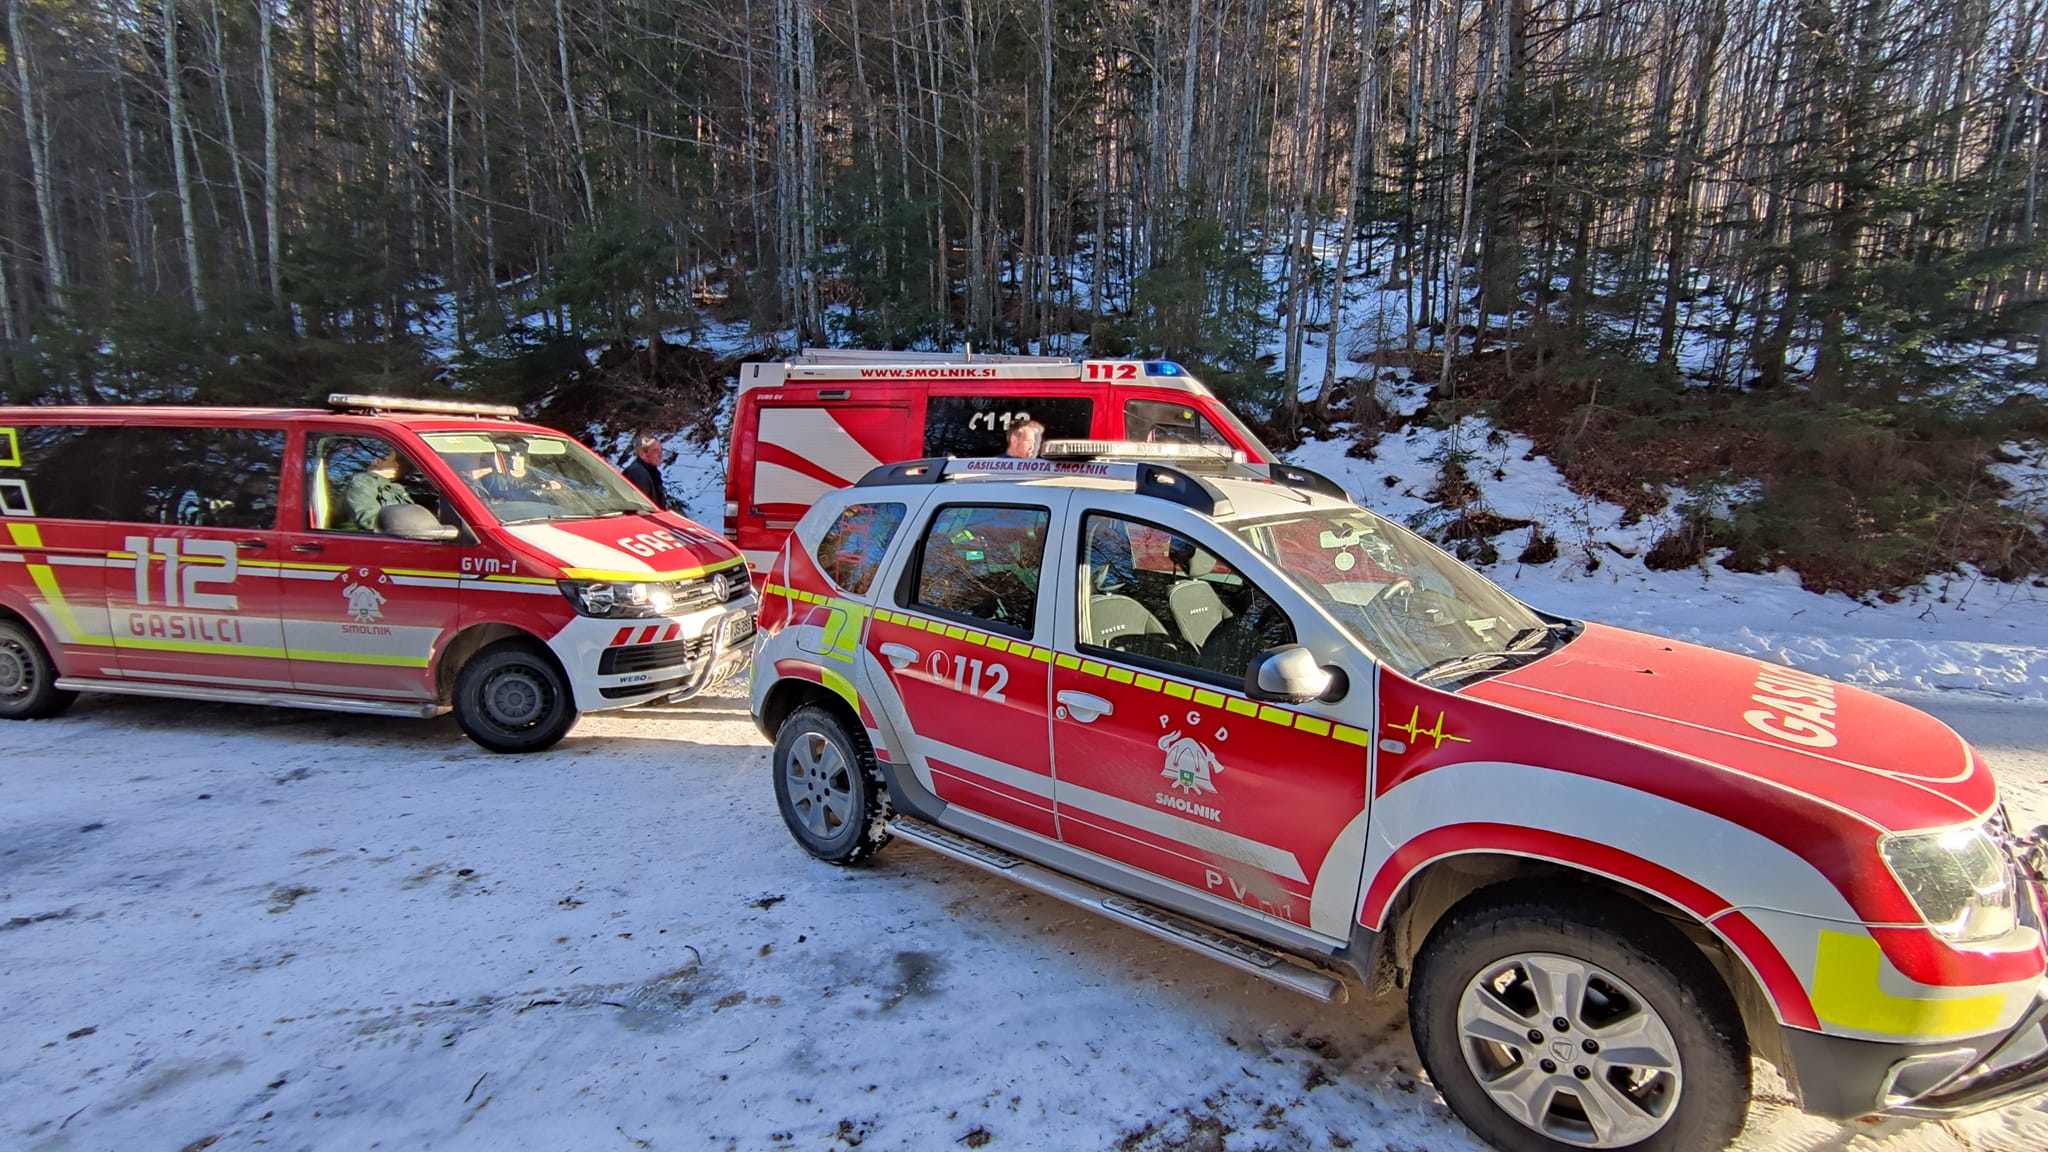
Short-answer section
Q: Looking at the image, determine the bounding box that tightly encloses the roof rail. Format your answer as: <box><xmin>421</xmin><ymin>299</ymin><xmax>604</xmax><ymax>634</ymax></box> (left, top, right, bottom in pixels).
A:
<box><xmin>328</xmin><ymin>393</ymin><xmax>521</xmax><ymax>420</ymax></box>
<box><xmin>855</xmin><ymin>454</ymin><xmax>1234</xmax><ymax>516</ymax></box>
<box><xmin>851</xmin><ymin>450</ymin><xmax>1350</xmax><ymax>518</ymax></box>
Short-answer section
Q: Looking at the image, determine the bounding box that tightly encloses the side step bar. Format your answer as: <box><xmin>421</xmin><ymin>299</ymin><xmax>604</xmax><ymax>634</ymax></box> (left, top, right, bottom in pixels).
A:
<box><xmin>887</xmin><ymin>817</ymin><xmax>1347</xmax><ymax>1003</ymax></box>
<box><xmin>56</xmin><ymin>677</ymin><xmax>443</xmax><ymax>719</ymax></box>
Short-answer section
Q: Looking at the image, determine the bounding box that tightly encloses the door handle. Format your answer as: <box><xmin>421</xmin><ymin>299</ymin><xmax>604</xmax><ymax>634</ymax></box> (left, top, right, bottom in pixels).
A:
<box><xmin>236</xmin><ymin>538</ymin><xmax>269</xmax><ymax>550</ymax></box>
<box><xmin>878</xmin><ymin>642</ymin><xmax>919</xmax><ymax>670</ymax></box>
<box><xmin>1057</xmin><ymin>690</ymin><xmax>1113</xmax><ymax>722</ymax></box>
<box><xmin>291</xmin><ymin>542</ymin><xmax>324</xmax><ymax>554</ymax></box>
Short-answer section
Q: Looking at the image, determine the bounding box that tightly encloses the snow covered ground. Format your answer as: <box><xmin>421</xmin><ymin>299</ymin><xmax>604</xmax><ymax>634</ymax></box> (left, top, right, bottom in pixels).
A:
<box><xmin>3</xmin><ymin>686</ymin><xmax>2046</xmax><ymax>1152</ymax></box>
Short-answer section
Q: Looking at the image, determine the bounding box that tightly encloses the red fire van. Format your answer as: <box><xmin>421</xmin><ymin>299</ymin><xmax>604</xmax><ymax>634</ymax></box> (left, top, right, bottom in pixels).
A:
<box><xmin>0</xmin><ymin>395</ymin><xmax>754</xmax><ymax>752</ymax></box>
<box><xmin>724</xmin><ymin>350</ymin><xmax>1275</xmax><ymax>574</ymax></box>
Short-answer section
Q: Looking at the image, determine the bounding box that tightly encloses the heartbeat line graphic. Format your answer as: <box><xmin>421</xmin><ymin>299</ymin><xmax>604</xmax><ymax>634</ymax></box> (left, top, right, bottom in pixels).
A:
<box><xmin>1385</xmin><ymin>705</ymin><xmax>1473</xmax><ymax>750</ymax></box>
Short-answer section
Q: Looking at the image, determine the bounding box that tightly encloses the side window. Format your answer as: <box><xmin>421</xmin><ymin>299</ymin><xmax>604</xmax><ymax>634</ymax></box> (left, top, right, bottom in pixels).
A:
<box><xmin>815</xmin><ymin>502</ymin><xmax>906</xmax><ymax>595</ymax></box>
<box><xmin>104</xmin><ymin>426</ymin><xmax>286</xmax><ymax>529</ymax></box>
<box><xmin>308</xmin><ymin>434</ymin><xmax>447</xmax><ymax>535</ymax></box>
<box><xmin>1079</xmin><ymin>514</ymin><xmax>1294</xmax><ymax>683</ymax></box>
<box><xmin>6</xmin><ymin>425</ymin><xmax>121</xmax><ymax>520</ymax></box>
<box><xmin>923</xmin><ymin>396</ymin><xmax>1094</xmax><ymax>457</ymax></box>
<box><xmin>910</xmin><ymin>504</ymin><xmax>1050</xmax><ymax>633</ymax></box>
<box><xmin>1124</xmin><ymin>399</ymin><xmax>1228</xmax><ymax>448</ymax></box>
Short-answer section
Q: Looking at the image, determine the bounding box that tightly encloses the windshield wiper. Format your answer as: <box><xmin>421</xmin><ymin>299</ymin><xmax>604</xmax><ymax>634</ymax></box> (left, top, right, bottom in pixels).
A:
<box><xmin>1412</xmin><ymin>626</ymin><xmax>1558</xmax><ymax>684</ymax></box>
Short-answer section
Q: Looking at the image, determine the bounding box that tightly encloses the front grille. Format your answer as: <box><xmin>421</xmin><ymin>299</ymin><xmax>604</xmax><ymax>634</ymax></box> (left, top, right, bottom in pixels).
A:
<box><xmin>599</xmin><ymin>636</ymin><xmax>710</xmax><ymax>676</ymax></box>
<box><xmin>666</xmin><ymin>568</ymin><xmax>750</xmax><ymax>613</ymax></box>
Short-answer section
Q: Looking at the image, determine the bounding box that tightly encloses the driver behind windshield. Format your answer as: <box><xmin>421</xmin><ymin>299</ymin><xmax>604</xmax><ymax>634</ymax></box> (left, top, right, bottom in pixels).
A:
<box><xmin>470</xmin><ymin>443</ymin><xmax>561</xmax><ymax>501</ymax></box>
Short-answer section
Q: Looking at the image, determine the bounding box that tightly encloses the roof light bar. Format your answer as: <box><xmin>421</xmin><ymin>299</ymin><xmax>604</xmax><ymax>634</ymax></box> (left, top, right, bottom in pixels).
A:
<box><xmin>328</xmin><ymin>393</ymin><xmax>522</xmax><ymax>420</ymax></box>
<box><xmin>1039</xmin><ymin>439</ymin><xmax>1247</xmax><ymax>465</ymax></box>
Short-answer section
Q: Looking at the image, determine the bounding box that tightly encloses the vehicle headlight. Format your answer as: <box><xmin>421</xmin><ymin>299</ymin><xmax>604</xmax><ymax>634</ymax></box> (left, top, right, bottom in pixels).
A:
<box><xmin>1879</xmin><ymin>822</ymin><xmax>2018</xmax><ymax>943</ymax></box>
<box><xmin>558</xmin><ymin>579</ymin><xmax>678</xmax><ymax>618</ymax></box>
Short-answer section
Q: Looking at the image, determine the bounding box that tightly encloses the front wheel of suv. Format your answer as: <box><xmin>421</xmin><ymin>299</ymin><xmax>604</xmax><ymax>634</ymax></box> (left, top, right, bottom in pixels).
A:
<box><xmin>772</xmin><ymin>702</ymin><xmax>891</xmax><ymax>864</ymax></box>
<box><xmin>1409</xmin><ymin>887</ymin><xmax>1751</xmax><ymax>1152</ymax></box>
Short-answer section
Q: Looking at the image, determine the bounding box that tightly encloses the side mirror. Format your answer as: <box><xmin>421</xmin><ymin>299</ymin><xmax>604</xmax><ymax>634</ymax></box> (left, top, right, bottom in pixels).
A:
<box><xmin>377</xmin><ymin>502</ymin><xmax>459</xmax><ymax>542</ymax></box>
<box><xmin>1245</xmin><ymin>644</ymin><xmax>1346</xmax><ymax>705</ymax></box>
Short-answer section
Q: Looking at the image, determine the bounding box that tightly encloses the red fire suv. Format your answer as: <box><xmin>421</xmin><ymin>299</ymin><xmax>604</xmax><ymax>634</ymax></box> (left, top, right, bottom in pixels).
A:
<box><xmin>750</xmin><ymin>442</ymin><xmax>2048</xmax><ymax>1151</ymax></box>
<box><xmin>0</xmin><ymin>395</ymin><xmax>754</xmax><ymax>751</ymax></box>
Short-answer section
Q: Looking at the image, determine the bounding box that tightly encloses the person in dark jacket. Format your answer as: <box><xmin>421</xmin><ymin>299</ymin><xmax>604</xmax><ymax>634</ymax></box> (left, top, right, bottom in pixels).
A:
<box><xmin>622</xmin><ymin>433</ymin><xmax>668</xmax><ymax>510</ymax></box>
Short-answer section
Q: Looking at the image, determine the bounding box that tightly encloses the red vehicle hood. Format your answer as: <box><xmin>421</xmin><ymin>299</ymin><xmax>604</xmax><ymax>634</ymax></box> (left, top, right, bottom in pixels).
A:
<box><xmin>497</xmin><ymin>513</ymin><xmax>744</xmax><ymax>582</ymax></box>
<box><xmin>1465</xmin><ymin>622</ymin><xmax>1996</xmax><ymax>833</ymax></box>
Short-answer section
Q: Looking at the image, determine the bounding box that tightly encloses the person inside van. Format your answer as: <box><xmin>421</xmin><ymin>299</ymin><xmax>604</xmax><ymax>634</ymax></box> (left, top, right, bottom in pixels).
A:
<box><xmin>346</xmin><ymin>447</ymin><xmax>417</xmax><ymax>532</ymax></box>
<box><xmin>1005</xmin><ymin>420</ymin><xmax>1045</xmax><ymax>458</ymax></box>
<box><xmin>475</xmin><ymin>440</ymin><xmax>561</xmax><ymax>501</ymax></box>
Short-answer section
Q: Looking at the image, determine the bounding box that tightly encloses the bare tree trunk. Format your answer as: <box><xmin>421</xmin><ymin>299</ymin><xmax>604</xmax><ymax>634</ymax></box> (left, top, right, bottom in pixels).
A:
<box><xmin>1321</xmin><ymin>0</ymin><xmax>1380</xmax><ymax>417</ymax></box>
<box><xmin>1178</xmin><ymin>0</ymin><xmax>1203</xmax><ymax>200</ymax></box>
<box><xmin>962</xmin><ymin>0</ymin><xmax>988</xmax><ymax>342</ymax></box>
<box><xmin>206</xmin><ymin>0</ymin><xmax>258</xmax><ymax>281</ymax></box>
<box><xmin>1038</xmin><ymin>0</ymin><xmax>1053</xmax><ymax>345</ymax></box>
<box><xmin>474</xmin><ymin>0</ymin><xmax>497</xmax><ymax>311</ymax></box>
<box><xmin>258</xmin><ymin>0</ymin><xmax>284</xmax><ymax>314</ymax></box>
<box><xmin>8</xmin><ymin>0</ymin><xmax>64</xmax><ymax>296</ymax></box>
<box><xmin>553</xmin><ymin>0</ymin><xmax>596</xmax><ymax>220</ymax></box>
<box><xmin>164</xmin><ymin>0</ymin><xmax>206</xmax><ymax>311</ymax></box>
<box><xmin>798</xmin><ymin>0</ymin><xmax>821</xmax><ymax>341</ymax></box>
<box><xmin>1442</xmin><ymin>0</ymin><xmax>1501</xmax><ymax>397</ymax></box>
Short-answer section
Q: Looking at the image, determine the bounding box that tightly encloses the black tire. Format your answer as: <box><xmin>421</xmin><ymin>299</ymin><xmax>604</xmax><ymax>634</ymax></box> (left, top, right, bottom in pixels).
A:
<box><xmin>772</xmin><ymin>703</ymin><xmax>891</xmax><ymax>864</ymax></box>
<box><xmin>453</xmin><ymin>639</ymin><xmax>578</xmax><ymax>753</ymax></box>
<box><xmin>0</xmin><ymin>617</ymin><xmax>76</xmax><ymax>720</ymax></box>
<box><xmin>1409</xmin><ymin>887</ymin><xmax>1750</xmax><ymax>1152</ymax></box>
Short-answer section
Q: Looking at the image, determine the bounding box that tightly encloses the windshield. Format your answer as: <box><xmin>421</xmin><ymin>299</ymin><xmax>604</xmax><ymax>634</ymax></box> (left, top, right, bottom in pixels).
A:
<box><xmin>421</xmin><ymin>431</ymin><xmax>654</xmax><ymax>525</ymax></box>
<box><xmin>1233</xmin><ymin>507</ymin><xmax>1551</xmax><ymax>678</ymax></box>
<box><xmin>1207</xmin><ymin>403</ymin><xmax>1275</xmax><ymax>462</ymax></box>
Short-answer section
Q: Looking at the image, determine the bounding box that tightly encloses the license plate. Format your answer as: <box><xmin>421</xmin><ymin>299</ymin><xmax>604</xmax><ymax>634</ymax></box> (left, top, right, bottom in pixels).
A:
<box><xmin>726</xmin><ymin>612</ymin><xmax>756</xmax><ymax>644</ymax></box>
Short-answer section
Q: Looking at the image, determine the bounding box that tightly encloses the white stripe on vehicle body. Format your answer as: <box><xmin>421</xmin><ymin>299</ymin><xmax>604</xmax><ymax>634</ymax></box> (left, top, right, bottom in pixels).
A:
<box><xmin>922</xmin><ymin>738</ymin><xmax>1309</xmax><ymax>883</ymax></box>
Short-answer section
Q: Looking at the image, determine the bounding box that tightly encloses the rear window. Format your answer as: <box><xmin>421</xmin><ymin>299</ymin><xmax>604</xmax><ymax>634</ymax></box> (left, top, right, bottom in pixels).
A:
<box><xmin>910</xmin><ymin>504</ymin><xmax>1050</xmax><ymax>634</ymax></box>
<box><xmin>5</xmin><ymin>425</ymin><xmax>122</xmax><ymax>519</ymax></box>
<box><xmin>816</xmin><ymin>502</ymin><xmax>905</xmax><ymax>595</ymax></box>
<box><xmin>923</xmin><ymin>396</ymin><xmax>1093</xmax><ymax>457</ymax></box>
<box><xmin>0</xmin><ymin>423</ymin><xmax>284</xmax><ymax>528</ymax></box>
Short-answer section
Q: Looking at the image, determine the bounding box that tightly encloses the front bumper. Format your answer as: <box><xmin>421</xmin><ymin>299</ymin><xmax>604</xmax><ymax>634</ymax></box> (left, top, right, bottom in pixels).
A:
<box><xmin>1789</xmin><ymin>854</ymin><xmax>2048</xmax><ymax>1120</ymax></box>
<box><xmin>1786</xmin><ymin>982</ymin><xmax>2048</xmax><ymax>1119</ymax></box>
<box><xmin>558</xmin><ymin>599</ymin><xmax>756</xmax><ymax>711</ymax></box>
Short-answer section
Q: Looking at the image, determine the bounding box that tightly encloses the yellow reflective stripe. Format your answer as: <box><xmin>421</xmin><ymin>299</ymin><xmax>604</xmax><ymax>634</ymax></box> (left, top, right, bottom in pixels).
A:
<box><xmin>820</xmin><ymin>666</ymin><xmax>861</xmax><ymax>715</ymax></box>
<box><xmin>1106</xmin><ymin>666</ymin><xmax>1135</xmax><ymax>684</ymax></box>
<box><xmin>1257</xmin><ymin>704</ymin><xmax>1293</xmax><ymax>726</ymax></box>
<box><xmin>1080</xmin><ymin>660</ymin><xmax>1107</xmax><ymax>677</ymax></box>
<box><xmin>1333</xmin><ymin>724</ymin><xmax>1373</xmax><ymax>746</ymax></box>
<box><xmin>1811</xmin><ymin>930</ymin><xmax>2005</xmax><ymax>1038</ymax></box>
<box><xmin>1162</xmin><ymin>680</ymin><xmax>1193</xmax><ymax>699</ymax></box>
<box><xmin>382</xmin><ymin>567</ymin><xmax>463</xmax><ymax>580</ymax></box>
<box><xmin>8</xmin><ymin>522</ymin><xmax>43</xmax><ymax>548</ymax></box>
<box><xmin>1225</xmin><ymin>697</ymin><xmax>1258</xmax><ymax>717</ymax></box>
<box><xmin>1055</xmin><ymin>653</ymin><xmax>1081</xmax><ymax>670</ymax></box>
<box><xmin>1193</xmin><ymin>689</ymin><xmax>1226</xmax><ymax>708</ymax></box>
<box><xmin>0</xmin><ymin>427</ymin><xmax>19</xmax><ymax>467</ymax></box>
<box><xmin>1294</xmin><ymin>716</ymin><xmax>1331</xmax><ymax>737</ymax></box>
<box><xmin>481</xmin><ymin>574</ymin><xmax>557</xmax><ymax>585</ymax></box>
<box><xmin>26</xmin><ymin>562</ymin><xmax>105</xmax><ymax>643</ymax></box>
